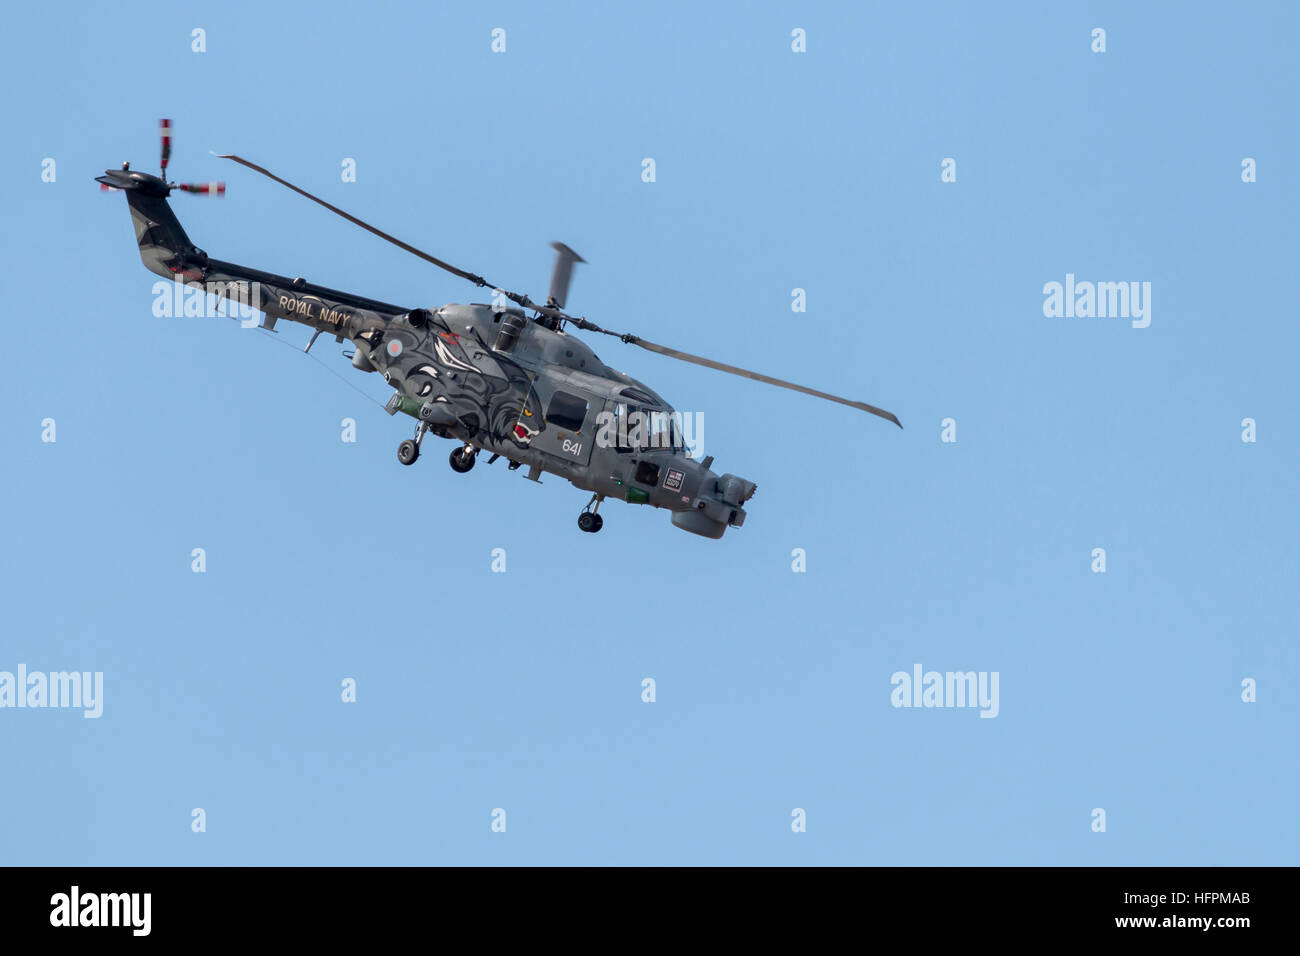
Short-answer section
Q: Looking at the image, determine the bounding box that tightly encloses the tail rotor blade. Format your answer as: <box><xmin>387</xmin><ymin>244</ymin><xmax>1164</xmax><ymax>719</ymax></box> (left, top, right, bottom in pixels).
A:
<box><xmin>177</xmin><ymin>181</ymin><xmax>226</xmax><ymax>196</ymax></box>
<box><xmin>159</xmin><ymin>118</ymin><xmax>172</xmax><ymax>177</ymax></box>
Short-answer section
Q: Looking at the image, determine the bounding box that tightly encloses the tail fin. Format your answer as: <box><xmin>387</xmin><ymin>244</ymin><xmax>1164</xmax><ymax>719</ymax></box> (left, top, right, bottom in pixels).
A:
<box><xmin>125</xmin><ymin>189</ymin><xmax>199</xmax><ymax>279</ymax></box>
<box><xmin>98</xmin><ymin>169</ymin><xmax>200</xmax><ymax>279</ymax></box>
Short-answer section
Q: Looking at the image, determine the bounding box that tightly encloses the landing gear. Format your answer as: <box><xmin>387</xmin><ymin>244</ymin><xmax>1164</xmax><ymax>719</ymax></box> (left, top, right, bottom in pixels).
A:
<box><xmin>397</xmin><ymin>439</ymin><xmax>420</xmax><ymax>466</ymax></box>
<box><xmin>578</xmin><ymin>494</ymin><xmax>605</xmax><ymax>533</ymax></box>
<box><xmin>449</xmin><ymin>444</ymin><xmax>477</xmax><ymax>474</ymax></box>
<box><xmin>397</xmin><ymin>421</ymin><xmax>428</xmax><ymax>466</ymax></box>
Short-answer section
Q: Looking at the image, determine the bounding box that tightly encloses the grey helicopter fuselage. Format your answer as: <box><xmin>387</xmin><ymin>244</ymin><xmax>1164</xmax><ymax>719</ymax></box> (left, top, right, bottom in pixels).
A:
<box><xmin>362</xmin><ymin>300</ymin><xmax>751</xmax><ymax>538</ymax></box>
<box><xmin>108</xmin><ymin>165</ymin><xmax>753</xmax><ymax>537</ymax></box>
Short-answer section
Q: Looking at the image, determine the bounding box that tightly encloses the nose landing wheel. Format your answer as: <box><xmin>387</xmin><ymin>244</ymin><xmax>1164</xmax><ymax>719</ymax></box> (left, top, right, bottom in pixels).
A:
<box><xmin>449</xmin><ymin>444</ymin><xmax>477</xmax><ymax>473</ymax></box>
<box><xmin>578</xmin><ymin>494</ymin><xmax>605</xmax><ymax>533</ymax></box>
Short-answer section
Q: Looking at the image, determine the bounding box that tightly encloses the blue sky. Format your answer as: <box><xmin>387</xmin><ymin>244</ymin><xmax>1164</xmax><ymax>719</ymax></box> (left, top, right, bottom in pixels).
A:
<box><xmin>1</xmin><ymin>1</ymin><xmax>1295</xmax><ymax>865</ymax></box>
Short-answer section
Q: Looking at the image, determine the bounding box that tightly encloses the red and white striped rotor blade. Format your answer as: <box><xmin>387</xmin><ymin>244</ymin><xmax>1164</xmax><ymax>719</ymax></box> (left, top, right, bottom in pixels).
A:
<box><xmin>159</xmin><ymin>118</ymin><xmax>172</xmax><ymax>176</ymax></box>
<box><xmin>177</xmin><ymin>181</ymin><xmax>226</xmax><ymax>196</ymax></box>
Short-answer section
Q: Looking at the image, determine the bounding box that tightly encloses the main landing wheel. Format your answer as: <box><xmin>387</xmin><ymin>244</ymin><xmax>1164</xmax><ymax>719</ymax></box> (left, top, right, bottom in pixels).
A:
<box><xmin>397</xmin><ymin>439</ymin><xmax>420</xmax><ymax>466</ymax></box>
<box><xmin>449</xmin><ymin>446</ymin><xmax>476</xmax><ymax>473</ymax></box>
<box><xmin>578</xmin><ymin>512</ymin><xmax>604</xmax><ymax>533</ymax></box>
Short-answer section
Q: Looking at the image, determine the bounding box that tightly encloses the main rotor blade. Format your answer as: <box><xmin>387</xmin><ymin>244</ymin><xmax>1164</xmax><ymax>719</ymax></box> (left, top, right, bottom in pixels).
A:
<box><xmin>217</xmin><ymin>153</ymin><xmax>490</xmax><ymax>289</ymax></box>
<box><xmin>624</xmin><ymin>336</ymin><xmax>901</xmax><ymax>427</ymax></box>
<box><xmin>216</xmin><ymin>153</ymin><xmax>898</xmax><ymax>426</ymax></box>
<box><xmin>548</xmin><ymin>241</ymin><xmax>585</xmax><ymax>309</ymax></box>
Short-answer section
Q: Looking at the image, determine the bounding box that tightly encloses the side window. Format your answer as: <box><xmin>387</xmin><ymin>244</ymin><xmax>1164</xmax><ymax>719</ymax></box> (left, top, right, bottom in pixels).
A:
<box><xmin>546</xmin><ymin>390</ymin><xmax>588</xmax><ymax>431</ymax></box>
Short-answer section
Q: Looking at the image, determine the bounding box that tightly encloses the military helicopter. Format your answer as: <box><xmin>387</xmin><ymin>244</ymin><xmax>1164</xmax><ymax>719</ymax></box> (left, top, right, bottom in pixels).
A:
<box><xmin>98</xmin><ymin>120</ymin><xmax>901</xmax><ymax>538</ymax></box>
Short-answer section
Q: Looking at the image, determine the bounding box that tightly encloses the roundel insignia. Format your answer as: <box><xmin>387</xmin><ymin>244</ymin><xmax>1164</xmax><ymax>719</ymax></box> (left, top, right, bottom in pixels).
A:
<box><xmin>387</xmin><ymin>340</ymin><xmax>403</xmax><ymax>358</ymax></box>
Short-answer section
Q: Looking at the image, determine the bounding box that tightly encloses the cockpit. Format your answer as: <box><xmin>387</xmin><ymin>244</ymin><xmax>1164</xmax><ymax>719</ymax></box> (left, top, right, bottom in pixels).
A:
<box><xmin>610</xmin><ymin>399</ymin><xmax>687</xmax><ymax>454</ymax></box>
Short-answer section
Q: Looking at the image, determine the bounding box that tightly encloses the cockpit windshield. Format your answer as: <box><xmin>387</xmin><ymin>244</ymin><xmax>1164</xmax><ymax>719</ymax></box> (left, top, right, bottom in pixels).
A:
<box><xmin>647</xmin><ymin>409</ymin><xmax>684</xmax><ymax>451</ymax></box>
<box><xmin>612</xmin><ymin>403</ymin><xmax>685</xmax><ymax>453</ymax></box>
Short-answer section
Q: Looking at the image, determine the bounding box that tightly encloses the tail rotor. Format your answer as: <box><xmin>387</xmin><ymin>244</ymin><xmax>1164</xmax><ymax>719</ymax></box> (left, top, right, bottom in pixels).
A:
<box><xmin>96</xmin><ymin>119</ymin><xmax>225</xmax><ymax>197</ymax></box>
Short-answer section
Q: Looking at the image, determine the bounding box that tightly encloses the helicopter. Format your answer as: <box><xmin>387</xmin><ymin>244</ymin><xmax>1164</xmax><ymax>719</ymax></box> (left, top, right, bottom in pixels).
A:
<box><xmin>98</xmin><ymin>120</ymin><xmax>901</xmax><ymax>538</ymax></box>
